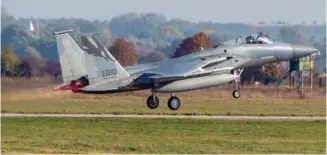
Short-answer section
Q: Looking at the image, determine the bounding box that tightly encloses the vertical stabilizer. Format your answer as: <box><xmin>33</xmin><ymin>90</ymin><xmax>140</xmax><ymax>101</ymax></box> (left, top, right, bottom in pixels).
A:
<box><xmin>53</xmin><ymin>30</ymin><xmax>87</xmax><ymax>84</ymax></box>
<box><xmin>80</xmin><ymin>34</ymin><xmax>129</xmax><ymax>84</ymax></box>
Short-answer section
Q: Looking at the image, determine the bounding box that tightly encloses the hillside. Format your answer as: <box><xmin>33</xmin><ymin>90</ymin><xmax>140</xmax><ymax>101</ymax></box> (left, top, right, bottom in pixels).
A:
<box><xmin>1</xmin><ymin>11</ymin><xmax>326</xmax><ymax>72</ymax></box>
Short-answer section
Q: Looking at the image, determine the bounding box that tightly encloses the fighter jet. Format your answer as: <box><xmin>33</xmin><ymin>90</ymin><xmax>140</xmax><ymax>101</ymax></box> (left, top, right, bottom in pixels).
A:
<box><xmin>53</xmin><ymin>30</ymin><xmax>318</xmax><ymax>111</ymax></box>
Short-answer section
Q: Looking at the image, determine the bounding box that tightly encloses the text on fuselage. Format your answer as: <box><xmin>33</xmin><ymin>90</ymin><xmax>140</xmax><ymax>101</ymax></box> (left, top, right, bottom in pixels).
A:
<box><xmin>97</xmin><ymin>68</ymin><xmax>117</xmax><ymax>77</ymax></box>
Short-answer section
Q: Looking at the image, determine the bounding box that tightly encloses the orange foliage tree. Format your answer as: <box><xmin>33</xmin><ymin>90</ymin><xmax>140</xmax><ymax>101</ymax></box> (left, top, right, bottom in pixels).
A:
<box><xmin>173</xmin><ymin>32</ymin><xmax>213</xmax><ymax>58</ymax></box>
<box><xmin>108</xmin><ymin>38</ymin><xmax>137</xmax><ymax>66</ymax></box>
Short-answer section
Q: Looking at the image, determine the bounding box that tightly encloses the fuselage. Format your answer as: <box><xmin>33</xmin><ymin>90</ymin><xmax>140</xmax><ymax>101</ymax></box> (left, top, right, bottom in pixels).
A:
<box><xmin>80</xmin><ymin>41</ymin><xmax>317</xmax><ymax>94</ymax></box>
<box><xmin>125</xmin><ymin>42</ymin><xmax>295</xmax><ymax>78</ymax></box>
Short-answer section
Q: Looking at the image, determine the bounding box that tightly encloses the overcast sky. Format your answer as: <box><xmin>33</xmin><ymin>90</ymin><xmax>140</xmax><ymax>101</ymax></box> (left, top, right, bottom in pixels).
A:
<box><xmin>2</xmin><ymin>0</ymin><xmax>326</xmax><ymax>24</ymax></box>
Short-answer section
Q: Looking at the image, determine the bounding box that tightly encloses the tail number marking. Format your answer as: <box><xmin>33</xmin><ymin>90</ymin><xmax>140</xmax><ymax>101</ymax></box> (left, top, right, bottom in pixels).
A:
<box><xmin>97</xmin><ymin>69</ymin><xmax>117</xmax><ymax>77</ymax></box>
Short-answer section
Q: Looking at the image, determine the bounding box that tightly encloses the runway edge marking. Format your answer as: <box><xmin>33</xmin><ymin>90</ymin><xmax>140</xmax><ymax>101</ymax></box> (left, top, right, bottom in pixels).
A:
<box><xmin>1</xmin><ymin>113</ymin><xmax>326</xmax><ymax>121</ymax></box>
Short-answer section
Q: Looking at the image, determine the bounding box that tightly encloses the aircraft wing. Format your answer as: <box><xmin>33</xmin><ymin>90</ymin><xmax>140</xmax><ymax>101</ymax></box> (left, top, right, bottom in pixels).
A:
<box><xmin>144</xmin><ymin>55</ymin><xmax>235</xmax><ymax>83</ymax></box>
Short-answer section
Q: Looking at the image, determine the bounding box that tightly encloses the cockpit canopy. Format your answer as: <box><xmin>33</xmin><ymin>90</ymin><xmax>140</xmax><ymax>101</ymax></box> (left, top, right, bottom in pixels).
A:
<box><xmin>244</xmin><ymin>32</ymin><xmax>275</xmax><ymax>44</ymax></box>
<box><xmin>219</xmin><ymin>32</ymin><xmax>276</xmax><ymax>46</ymax></box>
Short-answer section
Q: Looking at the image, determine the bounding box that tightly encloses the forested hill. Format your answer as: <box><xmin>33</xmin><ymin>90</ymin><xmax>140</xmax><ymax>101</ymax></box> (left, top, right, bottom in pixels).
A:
<box><xmin>1</xmin><ymin>11</ymin><xmax>326</xmax><ymax>73</ymax></box>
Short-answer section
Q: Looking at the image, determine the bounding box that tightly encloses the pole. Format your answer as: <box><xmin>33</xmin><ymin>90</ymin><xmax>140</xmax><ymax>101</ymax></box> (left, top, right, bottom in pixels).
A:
<box><xmin>289</xmin><ymin>72</ymin><xmax>292</xmax><ymax>89</ymax></box>
<box><xmin>310</xmin><ymin>55</ymin><xmax>313</xmax><ymax>96</ymax></box>
<box><xmin>301</xmin><ymin>70</ymin><xmax>304</xmax><ymax>95</ymax></box>
<box><xmin>298</xmin><ymin>59</ymin><xmax>302</xmax><ymax>96</ymax></box>
<box><xmin>289</xmin><ymin>60</ymin><xmax>294</xmax><ymax>90</ymax></box>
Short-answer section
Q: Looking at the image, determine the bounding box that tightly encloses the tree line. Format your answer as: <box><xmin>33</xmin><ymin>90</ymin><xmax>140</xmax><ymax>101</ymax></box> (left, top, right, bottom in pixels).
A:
<box><xmin>2</xmin><ymin>11</ymin><xmax>325</xmax><ymax>62</ymax></box>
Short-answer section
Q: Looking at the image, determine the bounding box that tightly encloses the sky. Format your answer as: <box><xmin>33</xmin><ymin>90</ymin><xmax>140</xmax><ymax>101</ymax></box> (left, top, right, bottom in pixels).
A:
<box><xmin>1</xmin><ymin>0</ymin><xmax>326</xmax><ymax>24</ymax></box>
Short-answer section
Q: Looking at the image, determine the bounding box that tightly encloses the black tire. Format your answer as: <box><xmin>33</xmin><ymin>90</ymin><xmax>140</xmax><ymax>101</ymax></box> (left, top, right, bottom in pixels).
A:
<box><xmin>146</xmin><ymin>95</ymin><xmax>159</xmax><ymax>109</ymax></box>
<box><xmin>168</xmin><ymin>96</ymin><xmax>181</xmax><ymax>111</ymax></box>
<box><xmin>232</xmin><ymin>90</ymin><xmax>241</xmax><ymax>99</ymax></box>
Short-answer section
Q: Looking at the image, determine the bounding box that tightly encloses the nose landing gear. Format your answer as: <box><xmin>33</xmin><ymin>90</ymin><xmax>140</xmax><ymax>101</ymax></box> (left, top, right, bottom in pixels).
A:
<box><xmin>232</xmin><ymin>89</ymin><xmax>241</xmax><ymax>98</ymax></box>
<box><xmin>232</xmin><ymin>68</ymin><xmax>243</xmax><ymax>99</ymax></box>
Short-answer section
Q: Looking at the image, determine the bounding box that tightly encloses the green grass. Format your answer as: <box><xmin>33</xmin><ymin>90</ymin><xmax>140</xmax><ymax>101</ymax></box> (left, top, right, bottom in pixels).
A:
<box><xmin>1</xmin><ymin>117</ymin><xmax>326</xmax><ymax>154</ymax></box>
<box><xmin>2</xmin><ymin>91</ymin><xmax>326</xmax><ymax>116</ymax></box>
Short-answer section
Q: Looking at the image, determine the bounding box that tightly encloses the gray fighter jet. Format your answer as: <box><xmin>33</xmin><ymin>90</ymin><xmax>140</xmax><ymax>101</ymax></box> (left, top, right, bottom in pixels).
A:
<box><xmin>53</xmin><ymin>30</ymin><xmax>318</xmax><ymax>110</ymax></box>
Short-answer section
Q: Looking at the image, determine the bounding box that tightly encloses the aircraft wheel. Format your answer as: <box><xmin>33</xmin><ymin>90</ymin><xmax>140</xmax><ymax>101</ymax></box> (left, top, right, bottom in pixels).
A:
<box><xmin>168</xmin><ymin>96</ymin><xmax>181</xmax><ymax>111</ymax></box>
<box><xmin>232</xmin><ymin>90</ymin><xmax>241</xmax><ymax>99</ymax></box>
<box><xmin>146</xmin><ymin>95</ymin><xmax>159</xmax><ymax>109</ymax></box>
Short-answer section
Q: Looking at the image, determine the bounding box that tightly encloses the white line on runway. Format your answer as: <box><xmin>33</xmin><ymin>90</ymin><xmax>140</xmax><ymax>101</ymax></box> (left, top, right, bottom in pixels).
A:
<box><xmin>1</xmin><ymin>113</ymin><xmax>325</xmax><ymax>121</ymax></box>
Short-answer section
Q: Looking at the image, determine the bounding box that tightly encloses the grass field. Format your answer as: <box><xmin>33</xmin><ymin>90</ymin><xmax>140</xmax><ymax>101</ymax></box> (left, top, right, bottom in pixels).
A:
<box><xmin>1</xmin><ymin>117</ymin><xmax>326</xmax><ymax>154</ymax></box>
<box><xmin>2</xmin><ymin>77</ymin><xmax>326</xmax><ymax>116</ymax></box>
<box><xmin>2</xmin><ymin>89</ymin><xmax>326</xmax><ymax>116</ymax></box>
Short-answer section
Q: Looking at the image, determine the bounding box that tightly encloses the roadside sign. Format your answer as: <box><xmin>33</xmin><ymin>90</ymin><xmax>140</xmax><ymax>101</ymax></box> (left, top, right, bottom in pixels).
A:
<box><xmin>299</xmin><ymin>56</ymin><xmax>312</xmax><ymax>71</ymax></box>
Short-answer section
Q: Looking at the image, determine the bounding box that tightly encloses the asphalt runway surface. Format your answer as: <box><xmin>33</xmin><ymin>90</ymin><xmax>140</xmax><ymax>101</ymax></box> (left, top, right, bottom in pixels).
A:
<box><xmin>1</xmin><ymin>113</ymin><xmax>325</xmax><ymax>121</ymax></box>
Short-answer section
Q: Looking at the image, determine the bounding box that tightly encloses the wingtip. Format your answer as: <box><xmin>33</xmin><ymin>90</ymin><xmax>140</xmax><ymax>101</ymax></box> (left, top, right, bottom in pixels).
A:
<box><xmin>53</xmin><ymin>29</ymin><xmax>74</xmax><ymax>36</ymax></box>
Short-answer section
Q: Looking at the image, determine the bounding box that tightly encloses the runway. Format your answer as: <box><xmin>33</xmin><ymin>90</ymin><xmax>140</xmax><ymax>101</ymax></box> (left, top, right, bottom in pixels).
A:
<box><xmin>1</xmin><ymin>113</ymin><xmax>325</xmax><ymax>121</ymax></box>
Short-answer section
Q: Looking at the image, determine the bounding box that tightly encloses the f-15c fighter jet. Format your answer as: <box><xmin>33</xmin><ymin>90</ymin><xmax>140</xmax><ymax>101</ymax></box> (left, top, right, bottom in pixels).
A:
<box><xmin>53</xmin><ymin>30</ymin><xmax>318</xmax><ymax>111</ymax></box>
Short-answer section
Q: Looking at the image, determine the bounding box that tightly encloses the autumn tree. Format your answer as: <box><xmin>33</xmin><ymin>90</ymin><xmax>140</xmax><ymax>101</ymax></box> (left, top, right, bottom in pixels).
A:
<box><xmin>108</xmin><ymin>38</ymin><xmax>137</xmax><ymax>66</ymax></box>
<box><xmin>260</xmin><ymin>62</ymin><xmax>285</xmax><ymax>84</ymax></box>
<box><xmin>173</xmin><ymin>32</ymin><xmax>213</xmax><ymax>58</ymax></box>
<box><xmin>240</xmin><ymin>63</ymin><xmax>286</xmax><ymax>85</ymax></box>
<box><xmin>1</xmin><ymin>47</ymin><xmax>21</xmax><ymax>76</ymax></box>
<box><xmin>240</xmin><ymin>66</ymin><xmax>262</xmax><ymax>85</ymax></box>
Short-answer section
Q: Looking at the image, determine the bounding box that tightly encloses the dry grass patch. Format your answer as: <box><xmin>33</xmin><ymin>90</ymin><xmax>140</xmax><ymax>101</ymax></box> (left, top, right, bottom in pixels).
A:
<box><xmin>2</xmin><ymin>77</ymin><xmax>326</xmax><ymax>116</ymax></box>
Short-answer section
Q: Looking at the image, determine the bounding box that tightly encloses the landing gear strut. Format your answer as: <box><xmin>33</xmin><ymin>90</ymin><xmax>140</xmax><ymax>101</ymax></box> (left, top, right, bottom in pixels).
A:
<box><xmin>167</xmin><ymin>93</ymin><xmax>181</xmax><ymax>111</ymax></box>
<box><xmin>146</xmin><ymin>92</ymin><xmax>159</xmax><ymax>109</ymax></box>
<box><xmin>232</xmin><ymin>68</ymin><xmax>243</xmax><ymax>99</ymax></box>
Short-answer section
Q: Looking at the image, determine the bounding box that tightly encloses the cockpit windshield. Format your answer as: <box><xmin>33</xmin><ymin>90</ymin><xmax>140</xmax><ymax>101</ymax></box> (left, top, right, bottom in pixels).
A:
<box><xmin>244</xmin><ymin>32</ymin><xmax>275</xmax><ymax>44</ymax></box>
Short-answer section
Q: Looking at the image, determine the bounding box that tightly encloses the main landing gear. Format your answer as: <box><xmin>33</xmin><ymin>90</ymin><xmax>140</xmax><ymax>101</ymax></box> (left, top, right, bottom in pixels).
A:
<box><xmin>167</xmin><ymin>94</ymin><xmax>181</xmax><ymax>110</ymax></box>
<box><xmin>146</xmin><ymin>93</ymin><xmax>181</xmax><ymax>111</ymax></box>
<box><xmin>232</xmin><ymin>68</ymin><xmax>244</xmax><ymax>99</ymax></box>
<box><xmin>146</xmin><ymin>92</ymin><xmax>159</xmax><ymax>109</ymax></box>
<box><xmin>146</xmin><ymin>68</ymin><xmax>244</xmax><ymax>110</ymax></box>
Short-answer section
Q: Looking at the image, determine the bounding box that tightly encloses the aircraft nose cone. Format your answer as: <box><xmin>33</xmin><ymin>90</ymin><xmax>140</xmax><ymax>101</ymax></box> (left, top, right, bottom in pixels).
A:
<box><xmin>292</xmin><ymin>44</ymin><xmax>318</xmax><ymax>58</ymax></box>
